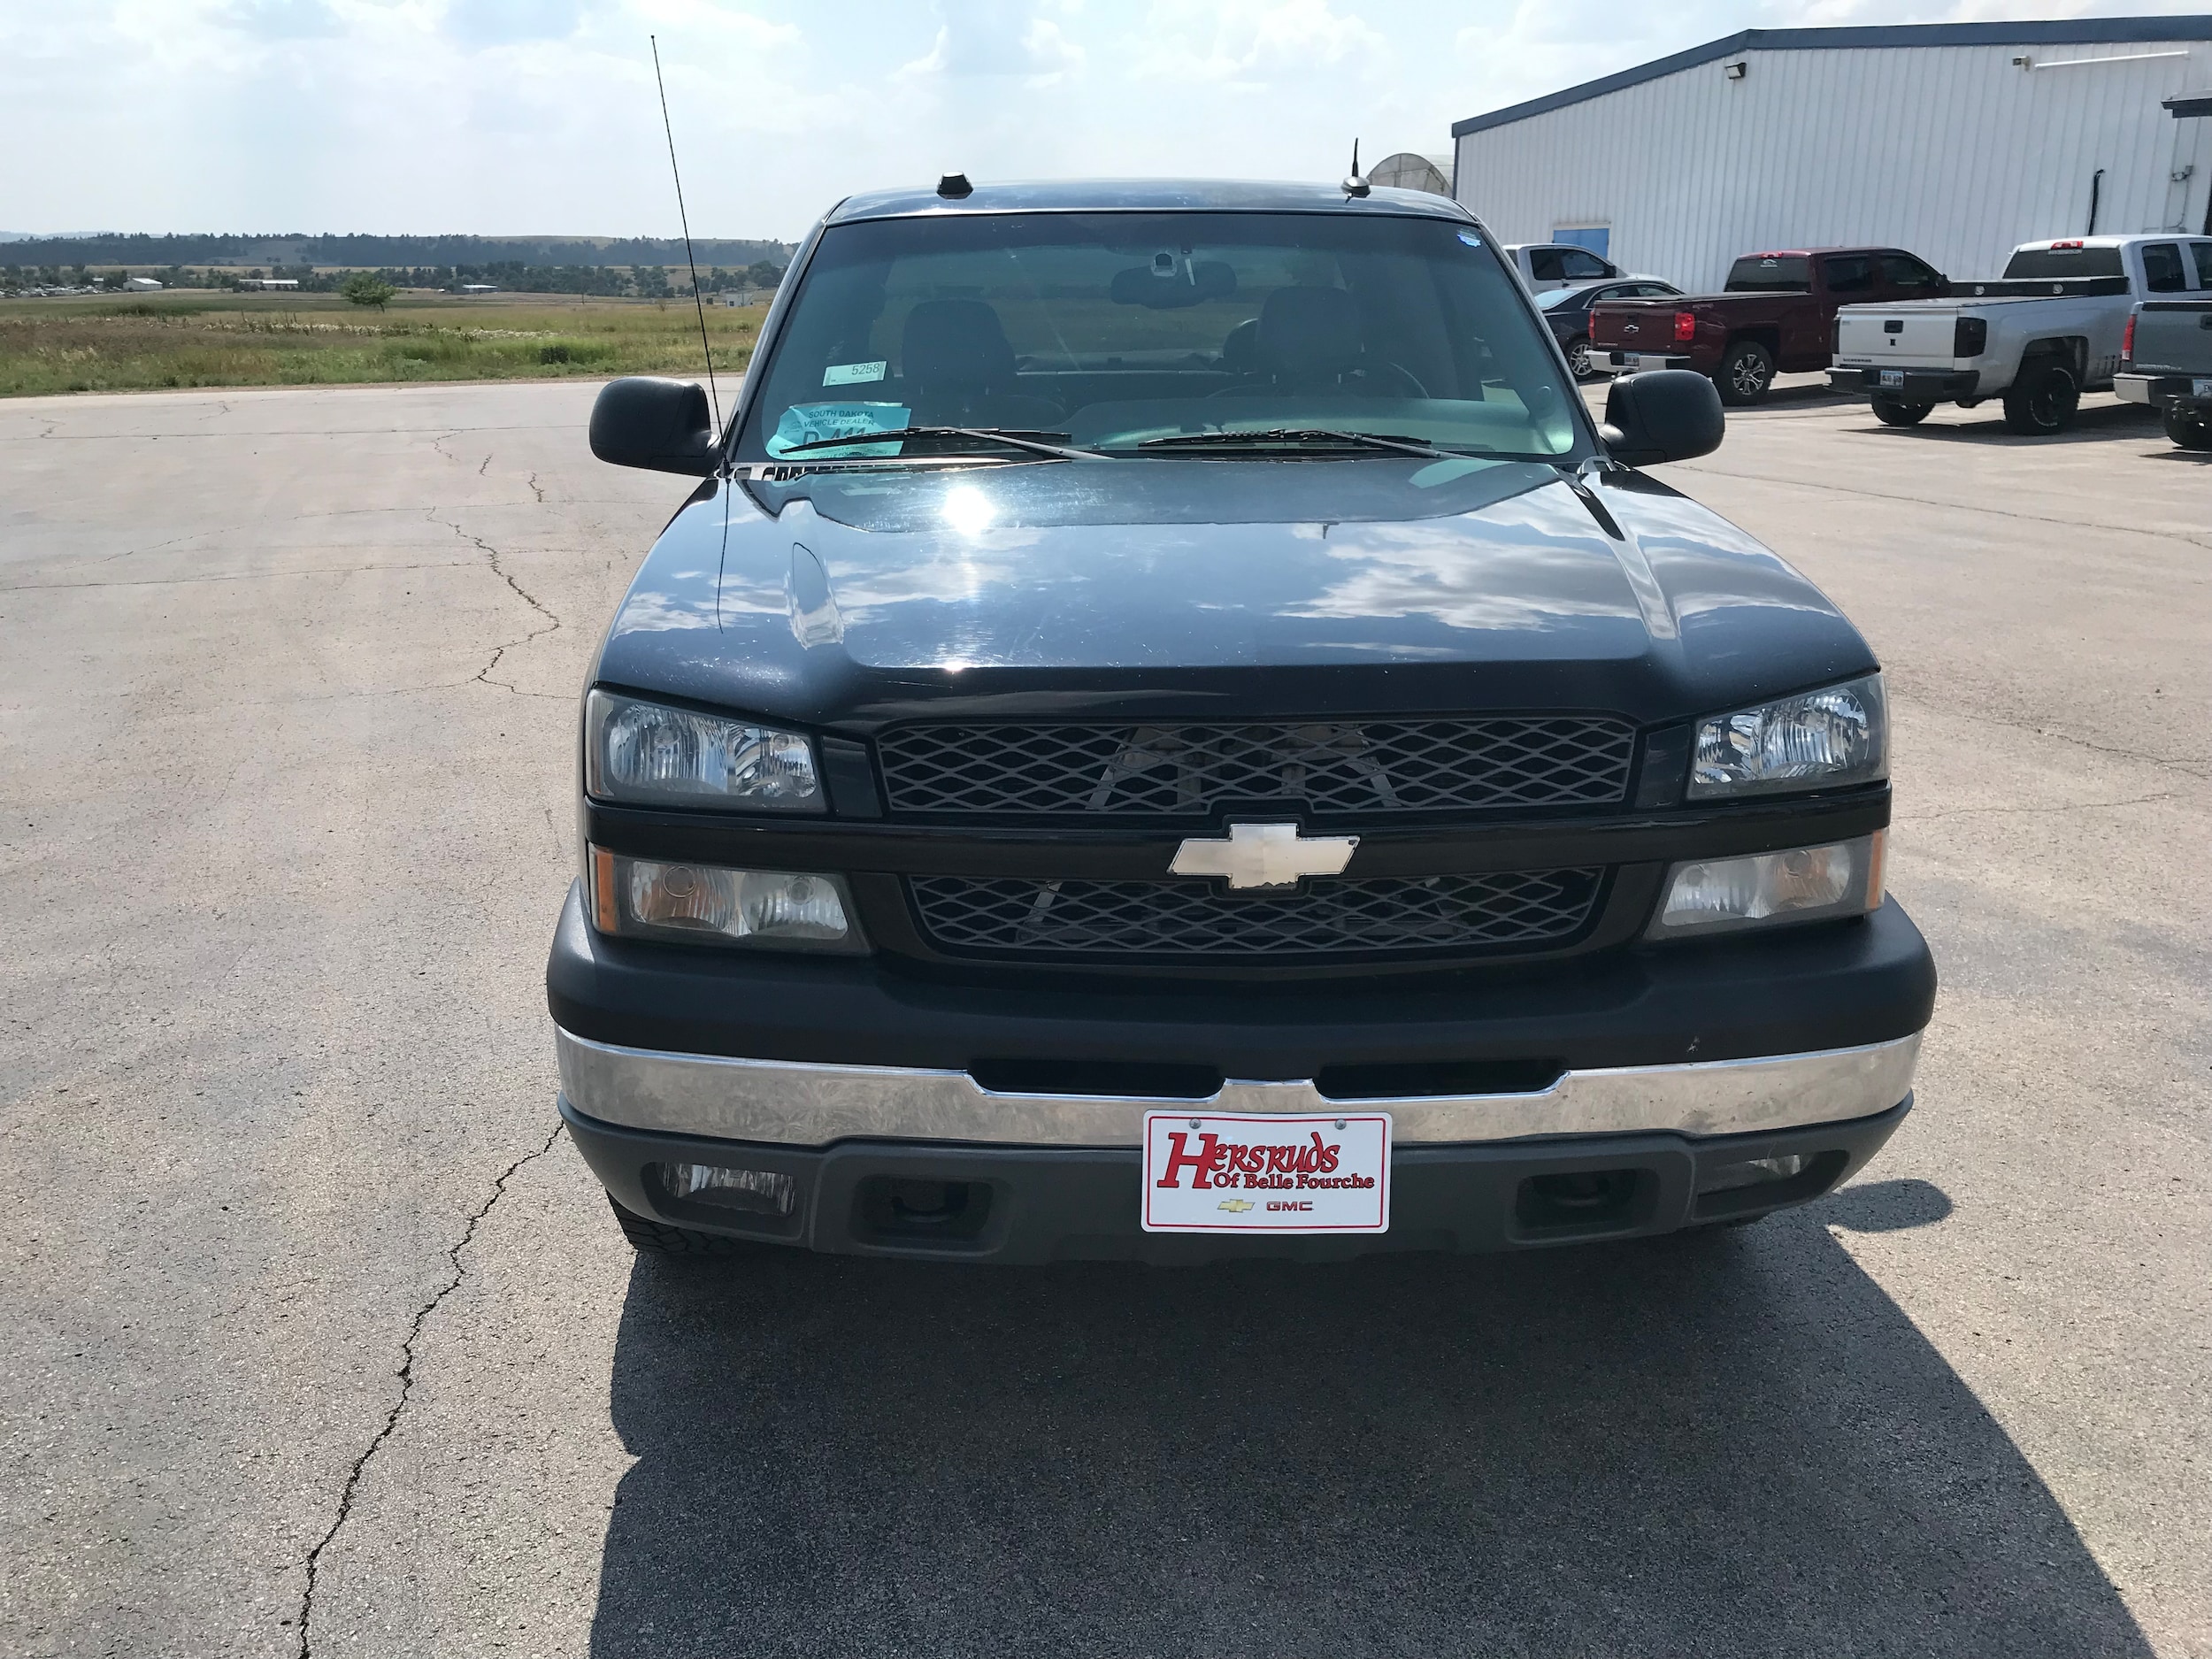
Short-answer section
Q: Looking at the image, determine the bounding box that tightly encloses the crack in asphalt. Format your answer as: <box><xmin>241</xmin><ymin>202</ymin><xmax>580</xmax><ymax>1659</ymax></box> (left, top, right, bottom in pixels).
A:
<box><xmin>1681</xmin><ymin>461</ymin><xmax>2212</xmax><ymax>557</ymax></box>
<box><xmin>0</xmin><ymin>560</ymin><xmax>472</xmax><ymax>594</ymax></box>
<box><xmin>1939</xmin><ymin>709</ymin><xmax>2212</xmax><ymax>783</ymax></box>
<box><xmin>526</xmin><ymin>471</ymin><xmax>546</xmax><ymax>503</ymax></box>
<box><xmin>94</xmin><ymin>528</ymin><xmax>223</xmax><ymax>565</ymax></box>
<box><xmin>1896</xmin><ymin>790</ymin><xmax>2180</xmax><ymax>823</ymax></box>
<box><xmin>292</xmin><ymin>1122</ymin><xmax>564</xmax><ymax>1659</ymax></box>
<box><xmin>432</xmin><ymin>512</ymin><xmax>565</xmax><ymax>694</ymax></box>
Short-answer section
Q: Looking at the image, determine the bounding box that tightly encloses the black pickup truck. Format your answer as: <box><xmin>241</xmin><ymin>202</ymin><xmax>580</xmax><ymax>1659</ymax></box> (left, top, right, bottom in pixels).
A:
<box><xmin>551</xmin><ymin>178</ymin><xmax>1934</xmax><ymax>1263</ymax></box>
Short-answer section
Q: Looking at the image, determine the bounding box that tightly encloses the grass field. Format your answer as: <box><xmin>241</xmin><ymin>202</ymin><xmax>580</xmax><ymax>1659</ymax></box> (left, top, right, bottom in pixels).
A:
<box><xmin>0</xmin><ymin>290</ymin><xmax>761</xmax><ymax>396</ymax></box>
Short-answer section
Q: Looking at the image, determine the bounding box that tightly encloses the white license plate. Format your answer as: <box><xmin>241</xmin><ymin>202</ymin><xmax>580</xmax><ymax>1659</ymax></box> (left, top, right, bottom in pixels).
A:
<box><xmin>1879</xmin><ymin>369</ymin><xmax>1905</xmax><ymax>388</ymax></box>
<box><xmin>2193</xmin><ymin>378</ymin><xmax>2212</xmax><ymax>399</ymax></box>
<box><xmin>1141</xmin><ymin>1111</ymin><xmax>1390</xmax><ymax>1234</ymax></box>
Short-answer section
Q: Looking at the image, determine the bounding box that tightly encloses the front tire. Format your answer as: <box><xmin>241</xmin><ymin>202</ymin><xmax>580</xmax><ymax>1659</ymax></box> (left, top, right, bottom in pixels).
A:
<box><xmin>2001</xmin><ymin>362</ymin><xmax>2080</xmax><ymax>434</ymax></box>
<box><xmin>1716</xmin><ymin>341</ymin><xmax>1775</xmax><ymax>406</ymax></box>
<box><xmin>1566</xmin><ymin>334</ymin><xmax>1595</xmax><ymax>380</ymax></box>
<box><xmin>1870</xmin><ymin>396</ymin><xmax>1933</xmax><ymax>427</ymax></box>
<box><xmin>2164</xmin><ymin>404</ymin><xmax>2212</xmax><ymax>450</ymax></box>
<box><xmin>608</xmin><ymin>1193</ymin><xmax>750</xmax><ymax>1256</ymax></box>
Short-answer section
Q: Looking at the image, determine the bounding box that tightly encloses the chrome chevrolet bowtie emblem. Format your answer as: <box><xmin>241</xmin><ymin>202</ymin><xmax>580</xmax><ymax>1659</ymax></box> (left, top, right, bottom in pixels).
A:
<box><xmin>1170</xmin><ymin>822</ymin><xmax>1358</xmax><ymax>891</ymax></box>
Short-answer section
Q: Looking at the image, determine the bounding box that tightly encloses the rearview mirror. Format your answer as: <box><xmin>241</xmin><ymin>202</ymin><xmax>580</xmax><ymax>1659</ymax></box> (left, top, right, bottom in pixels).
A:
<box><xmin>1601</xmin><ymin>369</ymin><xmax>1724</xmax><ymax>465</ymax></box>
<box><xmin>1109</xmin><ymin>259</ymin><xmax>1237</xmax><ymax>310</ymax></box>
<box><xmin>589</xmin><ymin>376</ymin><xmax>718</xmax><ymax>474</ymax></box>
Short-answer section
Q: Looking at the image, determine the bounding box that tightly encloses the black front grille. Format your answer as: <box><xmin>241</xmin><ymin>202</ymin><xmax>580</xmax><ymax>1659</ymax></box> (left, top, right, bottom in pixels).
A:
<box><xmin>908</xmin><ymin>870</ymin><xmax>1604</xmax><ymax>961</ymax></box>
<box><xmin>877</xmin><ymin>718</ymin><xmax>1636</xmax><ymax>819</ymax></box>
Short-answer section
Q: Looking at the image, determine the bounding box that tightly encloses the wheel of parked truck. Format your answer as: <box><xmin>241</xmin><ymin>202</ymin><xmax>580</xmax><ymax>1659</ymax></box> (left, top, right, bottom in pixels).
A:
<box><xmin>2001</xmin><ymin>362</ymin><xmax>2080</xmax><ymax>435</ymax></box>
<box><xmin>607</xmin><ymin>1194</ymin><xmax>751</xmax><ymax>1256</ymax></box>
<box><xmin>2164</xmin><ymin>404</ymin><xmax>2212</xmax><ymax>450</ymax></box>
<box><xmin>1870</xmin><ymin>396</ymin><xmax>1933</xmax><ymax>427</ymax></box>
<box><xmin>1566</xmin><ymin>335</ymin><xmax>1595</xmax><ymax>380</ymax></box>
<box><xmin>1715</xmin><ymin>341</ymin><xmax>1775</xmax><ymax>406</ymax></box>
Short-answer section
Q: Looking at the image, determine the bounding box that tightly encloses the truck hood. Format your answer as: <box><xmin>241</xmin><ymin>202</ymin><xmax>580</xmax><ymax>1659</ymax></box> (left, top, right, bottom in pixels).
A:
<box><xmin>594</xmin><ymin>457</ymin><xmax>1875</xmax><ymax>730</ymax></box>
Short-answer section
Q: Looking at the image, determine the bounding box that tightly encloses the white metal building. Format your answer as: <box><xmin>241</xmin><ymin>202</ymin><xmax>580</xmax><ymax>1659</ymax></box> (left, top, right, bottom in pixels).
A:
<box><xmin>1452</xmin><ymin>19</ymin><xmax>2212</xmax><ymax>291</ymax></box>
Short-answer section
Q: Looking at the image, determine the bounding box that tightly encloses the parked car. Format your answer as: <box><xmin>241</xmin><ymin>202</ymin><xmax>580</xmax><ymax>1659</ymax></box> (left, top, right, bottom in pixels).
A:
<box><xmin>1503</xmin><ymin>242</ymin><xmax>1663</xmax><ymax>292</ymax></box>
<box><xmin>1829</xmin><ymin>235</ymin><xmax>2212</xmax><ymax>434</ymax></box>
<box><xmin>555</xmin><ymin>177</ymin><xmax>1934</xmax><ymax>1263</ymax></box>
<box><xmin>2116</xmin><ymin>285</ymin><xmax>2212</xmax><ymax>449</ymax></box>
<box><xmin>1591</xmin><ymin>248</ymin><xmax>1949</xmax><ymax>405</ymax></box>
<box><xmin>1538</xmin><ymin>279</ymin><xmax>1685</xmax><ymax>379</ymax></box>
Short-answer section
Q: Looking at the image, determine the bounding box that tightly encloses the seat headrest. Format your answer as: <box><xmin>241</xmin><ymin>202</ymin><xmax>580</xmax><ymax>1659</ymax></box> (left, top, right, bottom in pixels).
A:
<box><xmin>1257</xmin><ymin>286</ymin><xmax>1363</xmax><ymax>380</ymax></box>
<box><xmin>901</xmin><ymin>299</ymin><xmax>1017</xmax><ymax>389</ymax></box>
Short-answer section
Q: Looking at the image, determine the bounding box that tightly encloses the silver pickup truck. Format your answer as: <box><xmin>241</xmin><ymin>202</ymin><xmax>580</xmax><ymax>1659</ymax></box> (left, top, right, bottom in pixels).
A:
<box><xmin>2116</xmin><ymin>295</ymin><xmax>2212</xmax><ymax>449</ymax></box>
<box><xmin>1828</xmin><ymin>235</ymin><xmax>2212</xmax><ymax>434</ymax></box>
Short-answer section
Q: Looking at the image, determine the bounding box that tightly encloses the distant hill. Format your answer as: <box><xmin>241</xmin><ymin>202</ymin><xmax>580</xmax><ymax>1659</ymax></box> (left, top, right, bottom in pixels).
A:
<box><xmin>2</xmin><ymin>233</ymin><xmax>795</xmax><ymax>268</ymax></box>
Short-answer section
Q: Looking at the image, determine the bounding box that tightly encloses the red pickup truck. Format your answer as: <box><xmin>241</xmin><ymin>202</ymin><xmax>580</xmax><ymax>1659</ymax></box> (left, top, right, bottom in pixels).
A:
<box><xmin>1591</xmin><ymin>248</ymin><xmax>1950</xmax><ymax>404</ymax></box>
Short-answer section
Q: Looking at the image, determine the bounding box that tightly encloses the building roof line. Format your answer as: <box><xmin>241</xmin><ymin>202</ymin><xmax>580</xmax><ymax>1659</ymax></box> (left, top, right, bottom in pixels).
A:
<box><xmin>1451</xmin><ymin>17</ymin><xmax>2212</xmax><ymax>138</ymax></box>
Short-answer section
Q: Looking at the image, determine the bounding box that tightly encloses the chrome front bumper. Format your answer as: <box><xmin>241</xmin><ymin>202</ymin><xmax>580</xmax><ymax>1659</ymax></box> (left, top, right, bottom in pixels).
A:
<box><xmin>555</xmin><ymin>1027</ymin><xmax>1922</xmax><ymax>1149</ymax></box>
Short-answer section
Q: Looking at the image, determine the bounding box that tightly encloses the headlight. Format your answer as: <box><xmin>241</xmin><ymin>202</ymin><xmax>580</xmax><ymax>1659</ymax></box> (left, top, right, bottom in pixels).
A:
<box><xmin>1647</xmin><ymin>832</ymin><xmax>1884</xmax><ymax>939</ymax></box>
<box><xmin>588</xmin><ymin>848</ymin><xmax>863</xmax><ymax>952</ymax></box>
<box><xmin>1689</xmin><ymin>673</ymin><xmax>1886</xmax><ymax>799</ymax></box>
<box><xmin>586</xmin><ymin>689</ymin><xmax>823</xmax><ymax>811</ymax></box>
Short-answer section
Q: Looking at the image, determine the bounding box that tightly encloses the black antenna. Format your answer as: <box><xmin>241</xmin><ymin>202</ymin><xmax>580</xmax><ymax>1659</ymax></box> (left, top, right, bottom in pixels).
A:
<box><xmin>650</xmin><ymin>35</ymin><xmax>721</xmax><ymax>434</ymax></box>
<box><xmin>1342</xmin><ymin>138</ymin><xmax>1370</xmax><ymax>197</ymax></box>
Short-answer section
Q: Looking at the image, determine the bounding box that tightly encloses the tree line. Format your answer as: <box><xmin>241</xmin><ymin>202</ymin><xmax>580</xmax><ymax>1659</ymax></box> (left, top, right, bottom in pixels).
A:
<box><xmin>3</xmin><ymin>260</ymin><xmax>787</xmax><ymax>298</ymax></box>
<box><xmin>2</xmin><ymin>233</ymin><xmax>794</xmax><ymax>268</ymax></box>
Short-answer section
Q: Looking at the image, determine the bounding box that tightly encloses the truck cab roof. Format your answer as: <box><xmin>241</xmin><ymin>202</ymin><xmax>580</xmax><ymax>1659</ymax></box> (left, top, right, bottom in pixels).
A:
<box><xmin>824</xmin><ymin>178</ymin><xmax>1480</xmax><ymax>225</ymax></box>
<box><xmin>2009</xmin><ymin>234</ymin><xmax>2172</xmax><ymax>252</ymax></box>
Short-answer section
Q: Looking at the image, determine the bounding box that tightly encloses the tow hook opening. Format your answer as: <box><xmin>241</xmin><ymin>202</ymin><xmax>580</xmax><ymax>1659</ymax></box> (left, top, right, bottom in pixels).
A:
<box><xmin>855</xmin><ymin>1177</ymin><xmax>995</xmax><ymax>1244</ymax></box>
<box><xmin>1692</xmin><ymin>1148</ymin><xmax>1848</xmax><ymax>1219</ymax></box>
<box><xmin>1514</xmin><ymin>1168</ymin><xmax>1652</xmax><ymax>1235</ymax></box>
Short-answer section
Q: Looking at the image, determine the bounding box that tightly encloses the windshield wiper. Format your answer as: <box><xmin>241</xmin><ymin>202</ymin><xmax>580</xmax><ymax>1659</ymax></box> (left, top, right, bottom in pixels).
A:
<box><xmin>1134</xmin><ymin>427</ymin><xmax>1459</xmax><ymax>459</ymax></box>
<box><xmin>772</xmin><ymin>426</ymin><xmax>1105</xmax><ymax>461</ymax></box>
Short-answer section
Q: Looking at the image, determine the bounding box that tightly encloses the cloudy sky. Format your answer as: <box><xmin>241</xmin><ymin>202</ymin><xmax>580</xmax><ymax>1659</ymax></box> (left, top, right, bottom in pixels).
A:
<box><xmin>4</xmin><ymin>0</ymin><xmax>2206</xmax><ymax>240</ymax></box>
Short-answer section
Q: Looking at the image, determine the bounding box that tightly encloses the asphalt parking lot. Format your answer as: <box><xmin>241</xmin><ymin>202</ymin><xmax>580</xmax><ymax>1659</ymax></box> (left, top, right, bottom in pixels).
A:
<box><xmin>2</xmin><ymin>375</ymin><xmax>2207</xmax><ymax>1658</ymax></box>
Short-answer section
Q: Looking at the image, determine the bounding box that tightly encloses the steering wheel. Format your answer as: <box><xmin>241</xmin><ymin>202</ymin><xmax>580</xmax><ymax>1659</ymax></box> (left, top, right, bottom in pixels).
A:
<box><xmin>1344</xmin><ymin>360</ymin><xmax>1429</xmax><ymax>398</ymax></box>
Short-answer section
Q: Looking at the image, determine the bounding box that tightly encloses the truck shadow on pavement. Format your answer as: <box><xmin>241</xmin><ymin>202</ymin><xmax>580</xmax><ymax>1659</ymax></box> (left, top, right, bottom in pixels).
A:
<box><xmin>588</xmin><ymin>1178</ymin><xmax>2146</xmax><ymax>1658</ymax></box>
<box><xmin>1859</xmin><ymin>400</ymin><xmax>2163</xmax><ymax>445</ymax></box>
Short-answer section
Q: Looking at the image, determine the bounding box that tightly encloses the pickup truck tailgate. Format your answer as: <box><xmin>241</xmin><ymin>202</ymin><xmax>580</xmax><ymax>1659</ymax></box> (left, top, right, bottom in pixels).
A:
<box><xmin>1835</xmin><ymin>303</ymin><xmax>1958</xmax><ymax>365</ymax></box>
<box><xmin>2129</xmin><ymin>301</ymin><xmax>2212</xmax><ymax>374</ymax></box>
<box><xmin>1588</xmin><ymin>300</ymin><xmax>1680</xmax><ymax>350</ymax></box>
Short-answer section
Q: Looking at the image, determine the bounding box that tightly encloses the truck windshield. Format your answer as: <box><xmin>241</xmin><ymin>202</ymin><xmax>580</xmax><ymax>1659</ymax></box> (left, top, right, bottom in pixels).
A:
<box><xmin>736</xmin><ymin>211</ymin><xmax>1583</xmax><ymax>462</ymax></box>
<box><xmin>1724</xmin><ymin>256</ymin><xmax>1812</xmax><ymax>293</ymax></box>
<box><xmin>2001</xmin><ymin>246</ymin><xmax>2125</xmax><ymax>280</ymax></box>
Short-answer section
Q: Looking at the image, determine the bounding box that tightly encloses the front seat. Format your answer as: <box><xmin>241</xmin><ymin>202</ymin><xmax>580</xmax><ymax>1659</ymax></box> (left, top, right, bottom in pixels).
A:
<box><xmin>897</xmin><ymin>300</ymin><xmax>1064</xmax><ymax>429</ymax></box>
<box><xmin>1216</xmin><ymin>286</ymin><xmax>1424</xmax><ymax>399</ymax></box>
<box><xmin>1257</xmin><ymin>286</ymin><xmax>1365</xmax><ymax>389</ymax></box>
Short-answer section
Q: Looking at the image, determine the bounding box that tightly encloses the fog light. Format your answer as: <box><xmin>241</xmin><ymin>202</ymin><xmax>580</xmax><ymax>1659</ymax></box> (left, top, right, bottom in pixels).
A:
<box><xmin>1698</xmin><ymin>1154</ymin><xmax>1807</xmax><ymax>1194</ymax></box>
<box><xmin>659</xmin><ymin>1162</ymin><xmax>796</xmax><ymax>1217</ymax></box>
<box><xmin>1647</xmin><ymin>833</ymin><xmax>1883</xmax><ymax>938</ymax></box>
<box><xmin>589</xmin><ymin>848</ymin><xmax>863</xmax><ymax>952</ymax></box>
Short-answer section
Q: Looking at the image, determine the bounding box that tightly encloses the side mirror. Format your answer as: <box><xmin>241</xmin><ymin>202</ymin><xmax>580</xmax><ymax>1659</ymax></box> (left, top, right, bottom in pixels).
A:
<box><xmin>1601</xmin><ymin>369</ymin><xmax>1724</xmax><ymax>465</ymax></box>
<box><xmin>589</xmin><ymin>376</ymin><xmax>718</xmax><ymax>474</ymax></box>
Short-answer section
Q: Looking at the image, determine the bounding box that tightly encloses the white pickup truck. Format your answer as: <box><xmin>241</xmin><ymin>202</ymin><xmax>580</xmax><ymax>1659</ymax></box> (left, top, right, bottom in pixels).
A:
<box><xmin>1828</xmin><ymin>235</ymin><xmax>2212</xmax><ymax>434</ymax></box>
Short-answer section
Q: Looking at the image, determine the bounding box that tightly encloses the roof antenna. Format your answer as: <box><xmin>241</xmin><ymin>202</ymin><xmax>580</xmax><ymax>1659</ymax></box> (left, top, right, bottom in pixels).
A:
<box><xmin>650</xmin><ymin>35</ymin><xmax>721</xmax><ymax>437</ymax></box>
<box><xmin>1342</xmin><ymin>139</ymin><xmax>1370</xmax><ymax>198</ymax></box>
